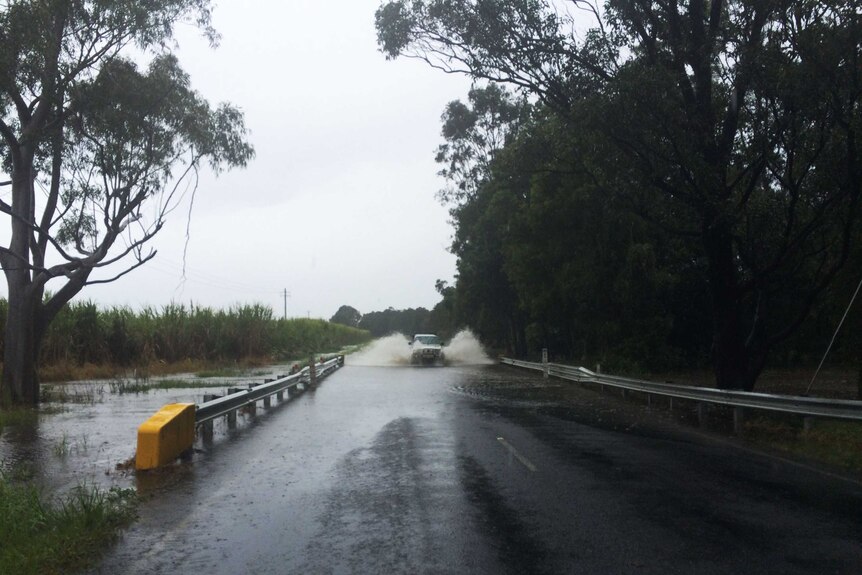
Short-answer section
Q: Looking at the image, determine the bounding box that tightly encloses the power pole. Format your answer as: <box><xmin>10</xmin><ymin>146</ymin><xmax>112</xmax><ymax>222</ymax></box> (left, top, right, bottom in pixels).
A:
<box><xmin>283</xmin><ymin>289</ymin><xmax>291</xmax><ymax>320</ymax></box>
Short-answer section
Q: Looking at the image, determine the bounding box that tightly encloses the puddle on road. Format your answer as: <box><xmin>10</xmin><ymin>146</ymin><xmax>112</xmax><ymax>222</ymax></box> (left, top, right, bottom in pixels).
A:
<box><xmin>346</xmin><ymin>330</ymin><xmax>494</xmax><ymax>367</ymax></box>
<box><xmin>0</xmin><ymin>363</ymin><xmax>301</xmax><ymax>496</ymax></box>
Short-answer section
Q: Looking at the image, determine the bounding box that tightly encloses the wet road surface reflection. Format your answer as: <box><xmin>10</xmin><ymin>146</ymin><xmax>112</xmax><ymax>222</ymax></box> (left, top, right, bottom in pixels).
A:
<box><xmin>76</xmin><ymin>364</ymin><xmax>862</xmax><ymax>574</ymax></box>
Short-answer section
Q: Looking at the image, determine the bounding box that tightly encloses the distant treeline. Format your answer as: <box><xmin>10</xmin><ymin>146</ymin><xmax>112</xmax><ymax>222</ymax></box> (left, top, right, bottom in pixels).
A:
<box><xmin>0</xmin><ymin>300</ymin><xmax>371</xmax><ymax>370</ymax></box>
<box><xmin>330</xmin><ymin>304</ymin><xmax>454</xmax><ymax>341</ymax></box>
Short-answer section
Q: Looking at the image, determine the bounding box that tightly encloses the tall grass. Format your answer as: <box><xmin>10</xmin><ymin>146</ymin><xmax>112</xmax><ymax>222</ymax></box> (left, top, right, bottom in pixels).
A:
<box><xmin>0</xmin><ymin>299</ymin><xmax>370</xmax><ymax>378</ymax></box>
<box><xmin>0</xmin><ymin>473</ymin><xmax>137</xmax><ymax>575</ymax></box>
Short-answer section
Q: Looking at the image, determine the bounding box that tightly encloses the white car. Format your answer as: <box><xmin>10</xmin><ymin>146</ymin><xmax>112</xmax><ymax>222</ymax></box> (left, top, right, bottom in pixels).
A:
<box><xmin>409</xmin><ymin>334</ymin><xmax>445</xmax><ymax>365</ymax></box>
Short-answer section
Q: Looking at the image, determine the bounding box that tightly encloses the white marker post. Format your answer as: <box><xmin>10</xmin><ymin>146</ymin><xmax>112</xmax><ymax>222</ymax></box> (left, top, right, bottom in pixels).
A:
<box><xmin>542</xmin><ymin>348</ymin><xmax>548</xmax><ymax>379</ymax></box>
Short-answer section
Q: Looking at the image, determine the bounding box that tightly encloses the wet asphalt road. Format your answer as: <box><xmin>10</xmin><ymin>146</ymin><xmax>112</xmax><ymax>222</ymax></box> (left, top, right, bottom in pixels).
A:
<box><xmin>91</xmin><ymin>365</ymin><xmax>862</xmax><ymax>574</ymax></box>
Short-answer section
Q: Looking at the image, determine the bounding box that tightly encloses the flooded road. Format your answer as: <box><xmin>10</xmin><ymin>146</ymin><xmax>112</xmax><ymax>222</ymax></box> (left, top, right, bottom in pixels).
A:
<box><xmin>78</xmin><ymin>362</ymin><xmax>862</xmax><ymax>574</ymax></box>
<box><xmin>0</xmin><ymin>363</ymin><xmax>304</xmax><ymax>495</ymax></box>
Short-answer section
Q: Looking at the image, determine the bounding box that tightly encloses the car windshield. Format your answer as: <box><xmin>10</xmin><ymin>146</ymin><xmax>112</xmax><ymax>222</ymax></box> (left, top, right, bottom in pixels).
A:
<box><xmin>415</xmin><ymin>335</ymin><xmax>441</xmax><ymax>345</ymax></box>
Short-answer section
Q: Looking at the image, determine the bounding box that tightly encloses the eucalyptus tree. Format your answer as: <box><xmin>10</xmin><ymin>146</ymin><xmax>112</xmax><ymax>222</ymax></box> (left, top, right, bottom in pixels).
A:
<box><xmin>0</xmin><ymin>0</ymin><xmax>254</xmax><ymax>405</ymax></box>
<box><xmin>435</xmin><ymin>83</ymin><xmax>531</xmax><ymax>204</ymax></box>
<box><xmin>377</xmin><ymin>0</ymin><xmax>862</xmax><ymax>390</ymax></box>
<box><xmin>434</xmin><ymin>85</ymin><xmax>532</xmax><ymax>354</ymax></box>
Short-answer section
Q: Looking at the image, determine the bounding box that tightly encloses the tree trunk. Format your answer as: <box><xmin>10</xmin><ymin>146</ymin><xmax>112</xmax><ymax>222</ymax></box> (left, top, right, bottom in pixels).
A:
<box><xmin>2</xmin><ymin>283</ymin><xmax>43</xmax><ymax>406</ymax></box>
<box><xmin>1</xmin><ymin>157</ymin><xmax>43</xmax><ymax>406</ymax></box>
<box><xmin>703</xmin><ymin>221</ymin><xmax>757</xmax><ymax>391</ymax></box>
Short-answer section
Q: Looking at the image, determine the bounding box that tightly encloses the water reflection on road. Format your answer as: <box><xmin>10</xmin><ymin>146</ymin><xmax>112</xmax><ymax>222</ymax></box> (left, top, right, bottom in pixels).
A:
<box><xmin>6</xmin><ymin>358</ymin><xmax>862</xmax><ymax>574</ymax></box>
<box><xmin>90</xmin><ymin>364</ymin><xmax>516</xmax><ymax>574</ymax></box>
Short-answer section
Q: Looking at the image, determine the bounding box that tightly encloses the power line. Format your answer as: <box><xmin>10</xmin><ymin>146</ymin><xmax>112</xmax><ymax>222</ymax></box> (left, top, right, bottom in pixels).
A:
<box><xmin>805</xmin><ymin>272</ymin><xmax>862</xmax><ymax>395</ymax></box>
<box><xmin>146</xmin><ymin>259</ymin><xmax>282</xmax><ymax>295</ymax></box>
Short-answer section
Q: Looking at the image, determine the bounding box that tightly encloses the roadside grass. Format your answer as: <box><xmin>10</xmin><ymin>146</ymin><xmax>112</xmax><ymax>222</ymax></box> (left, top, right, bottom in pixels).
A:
<box><xmin>575</xmin><ymin>366</ymin><xmax>862</xmax><ymax>477</ymax></box>
<box><xmin>0</xmin><ymin>474</ymin><xmax>137</xmax><ymax>575</ymax></box>
<box><xmin>39</xmin><ymin>362</ymin><xmax>117</xmax><ymax>384</ymax></box>
<box><xmin>743</xmin><ymin>416</ymin><xmax>862</xmax><ymax>474</ymax></box>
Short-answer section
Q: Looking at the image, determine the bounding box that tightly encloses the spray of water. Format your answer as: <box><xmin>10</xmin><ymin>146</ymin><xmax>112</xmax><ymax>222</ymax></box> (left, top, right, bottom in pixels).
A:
<box><xmin>441</xmin><ymin>329</ymin><xmax>494</xmax><ymax>365</ymax></box>
<box><xmin>346</xmin><ymin>329</ymin><xmax>493</xmax><ymax>367</ymax></box>
<box><xmin>346</xmin><ymin>333</ymin><xmax>413</xmax><ymax>367</ymax></box>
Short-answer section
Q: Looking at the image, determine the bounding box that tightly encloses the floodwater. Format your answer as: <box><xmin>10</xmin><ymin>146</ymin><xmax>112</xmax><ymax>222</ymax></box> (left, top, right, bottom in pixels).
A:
<box><xmin>88</xmin><ymin>349</ymin><xmax>862</xmax><ymax>574</ymax></box>
<box><xmin>0</xmin><ymin>331</ymin><xmax>492</xmax><ymax>496</ymax></box>
<box><xmin>0</xmin><ymin>362</ymin><xmax>305</xmax><ymax>495</ymax></box>
<box><xmin>4</xmin><ymin>330</ymin><xmax>861</xmax><ymax>573</ymax></box>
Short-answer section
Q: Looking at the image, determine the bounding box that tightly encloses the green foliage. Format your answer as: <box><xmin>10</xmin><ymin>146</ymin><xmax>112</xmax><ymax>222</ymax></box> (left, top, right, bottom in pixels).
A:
<box><xmin>0</xmin><ymin>300</ymin><xmax>370</xmax><ymax>373</ymax></box>
<box><xmin>272</xmin><ymin>317</ymin><xmax>370</xmax><ymax>358</ymax></box>
<box><xmin>378</xmin><ymin>0</ymin><xmax>862</xmax><ymax>389</ymax></box>
<box><xmin>358</xmin><ymin>307</ymin><xmax>434</xmax><ymax>338</ymax></box>
<box><xmin>0</xmin><ymin>407</ymin><xmax>38</xmax><ymax>433</ymax></box>
<box><xmin>0</xmin><ymin>0</ymin><xmax>254</xmax><ymax>405</ymax></box>
<box><xmin>0</xmin><ymin>475</ymin><xmax>137</xmax><ymax>575</ymax></box>
<box><xmin>329</xmin><ymin>305</ymin><xmax>362</xmax><ymax>328</ymax></box>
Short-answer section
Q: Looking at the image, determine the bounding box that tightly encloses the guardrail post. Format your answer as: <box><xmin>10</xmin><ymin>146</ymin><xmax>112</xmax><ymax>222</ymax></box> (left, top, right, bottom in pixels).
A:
<box><xmin>596</xmin><ymin>364</ymin><xmax>603</xmax><ymax>392</ymax></box>
<box><xmin>227</xmin><ymin>411</ymin><xmax>237</xmax><ymax>429</ymax></box>
<box><xmin>803</xmin><ymin>416</ymin><xmax>814</xmax><ymax>432</ymax></box>
<box><xmin>309</xmin><ymin>356</ymin><xmax>317</xmax><ymax>386</ymax></box>
<box><xmin>263</xmin><ymin>379</ymin><xmax>273</xmax><ymax>407</ymax></box>
<box><xmin>542</xmin><ymin>348</ymin><xmax>549</xmax><ymax>379</ymax></box>
<box><xmin>697</xmin><ymin>402</ymin><xmax>707</xmax><ymax>427</ymax></box>
<box><xmin>201</xmin><ymin>395</ymin><xmax>220</xmax><ymax>438</ymax></box>
<box><xmin>201</xmin><ymin>419</ymin><xmax>214</xmax><ymax>443</ymax></box>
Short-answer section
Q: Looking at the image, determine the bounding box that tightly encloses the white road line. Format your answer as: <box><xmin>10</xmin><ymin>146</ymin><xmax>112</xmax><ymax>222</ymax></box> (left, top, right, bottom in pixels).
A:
<box><xmin>497</xmin><ymin>436</ymin><xmax>538</xmax><ymax>472</ymax></box>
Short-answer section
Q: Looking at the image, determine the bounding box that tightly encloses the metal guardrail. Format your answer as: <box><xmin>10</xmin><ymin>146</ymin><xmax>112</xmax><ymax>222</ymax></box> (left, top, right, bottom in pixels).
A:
<box><xmin>137</xmin><ymin>356</ymin><xmax>345</xmax><ymax>469</ymax></box>
<box><xmin>501</xmin><ymin>358</ymin><xmax>862</xmax><ymax>422</ymax></box>
<box><xmin>196</xmin><ymin>356</ymin><xmax>343</xmax><ymax>426</ymax></box>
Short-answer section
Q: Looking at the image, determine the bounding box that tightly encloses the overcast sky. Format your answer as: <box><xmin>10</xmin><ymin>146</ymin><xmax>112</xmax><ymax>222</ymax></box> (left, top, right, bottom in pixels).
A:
<box><xmin>11</xmin><ymin>1</ymin><xmax>475</xmax><ymax>319</ymax></box>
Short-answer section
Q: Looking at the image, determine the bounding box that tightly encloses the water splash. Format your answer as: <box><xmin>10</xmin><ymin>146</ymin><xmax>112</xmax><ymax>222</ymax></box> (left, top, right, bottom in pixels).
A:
<box><xmin>345</xmin><ymin>330</ymin><xmax>493</xmax><ymax>367</ymax></box>
<box><xmin>346</xmin><ymin>334</ymin><xmax>412</xmax><ymax>366</ymax></box>
<box><xmin>442</xmin><ymin>329</ymin><xmax>494</xmax><ymax>365</ymax></box>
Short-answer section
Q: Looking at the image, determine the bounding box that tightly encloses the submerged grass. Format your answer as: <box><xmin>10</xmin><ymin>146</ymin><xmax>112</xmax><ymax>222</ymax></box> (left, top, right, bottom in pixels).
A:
<box><xmin>107</xmin><ymin>378</ymin><xmax>151</xmax><ymax>395</ymax></box>
<box><xmin>40</xmin><ymin>384</ymin><xmax>105</xmax><ymax>404</ymax></box>
<box><xmin>0</xmin><ymin>407</ymin><xmax>38</xmax><ymax>432</ymax></box>
<box><xmin>150</xmin><ymin>379</ymin><xmax>239</xmax><ymax>390</ymax></box>
<box><xmin>0</xmin><ymin>474</ymin><xmax>137</xmax><ymax>575</ymax></box>
<box><xmin>106</xmin><ymin>378</ymin><xmax>244</xmax><ymax>393</ymax></box>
